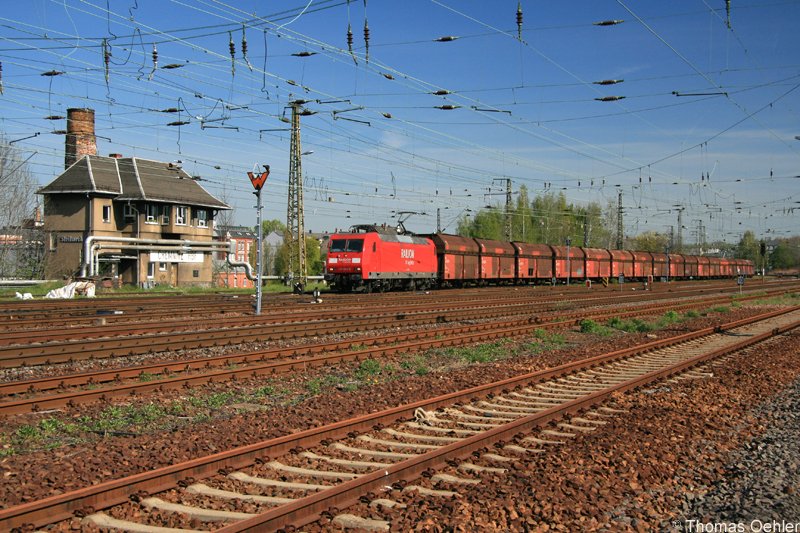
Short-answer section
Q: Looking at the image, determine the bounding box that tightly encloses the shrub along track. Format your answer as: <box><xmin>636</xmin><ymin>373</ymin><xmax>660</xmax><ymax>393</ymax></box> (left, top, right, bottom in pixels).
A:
<box><xmin>1</xmin><ymin>308</ymin><xmax>797</xmax><ymax>531</ymax></box>
<box><xmin>0</xmin><ymin>288</ymin><xmax>789</xmax><ymax>416</ymax></box>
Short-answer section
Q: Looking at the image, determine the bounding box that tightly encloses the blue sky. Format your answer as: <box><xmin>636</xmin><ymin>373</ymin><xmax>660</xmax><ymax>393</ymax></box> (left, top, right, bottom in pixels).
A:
<box><xmin>1</xmin><ymin>0</ymin><xmax>799</xmax><ymax>244</ymax></box>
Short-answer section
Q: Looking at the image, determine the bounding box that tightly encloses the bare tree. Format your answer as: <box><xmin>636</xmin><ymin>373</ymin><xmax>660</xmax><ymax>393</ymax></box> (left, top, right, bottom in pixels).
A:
<box><xmin>0</xmin><ymin>137</ymin><xmax>41</xmax><ymax>278</ymax></box>
<box><xmin>211</xmin><ymin>184</ymin><xmax>236</xmax><ymax>287</ymax></box>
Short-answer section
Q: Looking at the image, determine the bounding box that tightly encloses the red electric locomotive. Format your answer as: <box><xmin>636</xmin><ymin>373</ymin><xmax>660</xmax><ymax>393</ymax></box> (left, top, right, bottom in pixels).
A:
<box><xmin>325</xmin><ymin>224</ymin><xmax>755</xmax><ymax>291</ymax></box>
<box><xmin>324</xmin><ymin>224</ymin><xmax>437</xmax><ymax>292</ymax></box>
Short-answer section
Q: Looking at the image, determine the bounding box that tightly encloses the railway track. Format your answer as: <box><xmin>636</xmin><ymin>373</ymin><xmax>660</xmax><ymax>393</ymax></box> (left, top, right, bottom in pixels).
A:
<box><xmin>0</xmin><ymin>290</ymin><xmax>787</xmax><ymax>416</ymax></box>
<box><xmin>0</xmin><ymin>285</ymin><xmax>791</xmax><ymax>368</ymax></box>
<box><xmin>2</xmin><ymin>307</ymin><xmax>796</xmax><ymax>531</ymax></box>
<box><xmin>1</xmin><ymin>279</ymin><xmax>791</xmax><ymax>332</ymax></box>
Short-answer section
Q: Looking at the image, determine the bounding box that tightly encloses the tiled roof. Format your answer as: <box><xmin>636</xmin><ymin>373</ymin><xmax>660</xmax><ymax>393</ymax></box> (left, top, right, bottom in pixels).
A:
<box><xmin>38</xmin><ymin>155</ymin><xmax>229</xmax><ymax>209</ymax></box>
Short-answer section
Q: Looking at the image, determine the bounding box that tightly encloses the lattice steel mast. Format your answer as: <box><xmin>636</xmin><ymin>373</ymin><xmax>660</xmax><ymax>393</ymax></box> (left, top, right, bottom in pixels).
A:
<box><xmin>286</xmin><ymin>101</ymin><xmax>307</xmax><ymax>286</ymax></box>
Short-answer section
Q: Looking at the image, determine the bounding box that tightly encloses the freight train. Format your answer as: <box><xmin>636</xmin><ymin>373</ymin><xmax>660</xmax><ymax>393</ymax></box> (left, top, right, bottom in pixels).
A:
<box><xmin>324</xmin><ymin>224</ymin><xmax>754</xmax><ymax>292</ymax></box>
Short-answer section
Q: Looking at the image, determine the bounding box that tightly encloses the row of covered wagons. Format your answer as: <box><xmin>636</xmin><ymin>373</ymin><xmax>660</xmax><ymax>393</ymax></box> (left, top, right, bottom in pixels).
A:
<box><xmin>431</xmin><ymin>234</ymin><xmax>754</xmax><ymax>284</ymax></box>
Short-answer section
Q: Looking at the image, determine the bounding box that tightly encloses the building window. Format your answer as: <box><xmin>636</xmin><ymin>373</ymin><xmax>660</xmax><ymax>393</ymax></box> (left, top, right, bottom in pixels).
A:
<box><xmin>145</xmin><ymin>204</ymin><xmax>158</xmax><ymax>224</ymax></box>
<box><xmin>233</xmin><ymin>275</ymin><xmax>238</xmax><ymax>288</ymax></box>
<box><xmin>192</xmin><ymin>269</ymin><xmax>199</xmax><ymax>278</ymax></box>
<box><xmin>176</xmin><ymin>206</ymin><xmax>187</xmax><ymax>225</ymax></box>
<box><xmin>160</xmin><ymin>205</ymin><xmax>170</xmax><ymax>225</ymax></box>
<box><xmin>124</xmin><ymin>204</ymin><xmax>136</xmax><ymax>222</ymax></box>
<box><xmin>159</xmin><ymin>262</ymin><xmax>167</xmax><ymax>272</ymax></box>
<box><xmin>147</xmin><ymin>262</ymin><xmax>155</xmax><ymax>278</ymax></box>
<box><xmin>49</xmin><ymin>233</ymin><xmax>58</xmax><ymax>251</ymax></box>
<box><xmin>196</xmin><ymin>209</ymin><xmax>208</xmax><ymax>228</ymax></box>
<box><xmin>102</xmin><ymin>205</ymin><xmax>111</xmax><ymax>223</ymax></box>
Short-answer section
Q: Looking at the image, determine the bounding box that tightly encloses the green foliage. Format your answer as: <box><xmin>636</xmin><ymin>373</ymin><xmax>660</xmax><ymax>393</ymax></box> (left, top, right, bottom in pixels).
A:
<box><xmin>355</xmin><ymin>358</ymin><xmax>382</xmax><ymax>378</ymax></box>
<box><xmin>629</xmin><ymin>231</ymin><xmax>670</xmax><ymax>253</ymax></box>
<box><xmin>737</xmin><ymin>231</ymin><xmax>760</xmax><ymax>262</ymax></box>
<box><xmin>527</xmin><ymin>328</ymin><xmax>568</xmax><ymax>353</ymax></box>
<box><xmin>401</xmin><ymin>356</ymin><xmax>429</xmax><ymax>376</ymax></box>
<box><xmin>457</xmin><ymin>188</ymin><xmax>612</xmax><ymax>247</ymax></box>
<box><xmin>607</xmin><ymin>317</ymin><xmax>654</xmax><ymax>333</ymax></box>
<box><xmin>684</xmin><ymin>310</ymin><xmax>700</xmax><ymax>318</ymax></box>
<box><xmin>579</xmin><ymin>319</ymin><xmax>614</xmax><ymax>336</ymax></box>
<box><xmin>259</xmin><ymin>219</ymin><xmax>287</xmax><ymax>235</ymax></box>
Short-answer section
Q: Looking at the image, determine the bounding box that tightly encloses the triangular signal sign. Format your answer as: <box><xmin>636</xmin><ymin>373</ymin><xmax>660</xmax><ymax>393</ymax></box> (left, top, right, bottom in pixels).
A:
<box><xmin>247</xmin><ymin>166</ymin><xmax>270</xmax><ymax>190</ymax></box>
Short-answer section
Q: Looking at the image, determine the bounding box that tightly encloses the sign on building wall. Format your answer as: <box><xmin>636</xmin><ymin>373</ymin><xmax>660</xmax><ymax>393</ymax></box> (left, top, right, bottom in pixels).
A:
<box><xmin>150</xmin><ymin>251</ymin><xmax>204</xmax><ymax>263</ymax></box>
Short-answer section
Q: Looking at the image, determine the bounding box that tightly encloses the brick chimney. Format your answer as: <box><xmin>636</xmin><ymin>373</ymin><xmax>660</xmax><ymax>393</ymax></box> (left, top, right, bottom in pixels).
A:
<box><xmin>64</xmin><ymin>108</ymin><xmax>97</xmax><ymax>169</ymax></box>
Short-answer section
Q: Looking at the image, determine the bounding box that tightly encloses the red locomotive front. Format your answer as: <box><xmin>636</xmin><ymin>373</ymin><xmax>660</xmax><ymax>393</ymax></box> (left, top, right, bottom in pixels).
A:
<box><xmin>325</xmin><ymin>224</ymin><xmax>437</xmax><ymax>292</ymax></box>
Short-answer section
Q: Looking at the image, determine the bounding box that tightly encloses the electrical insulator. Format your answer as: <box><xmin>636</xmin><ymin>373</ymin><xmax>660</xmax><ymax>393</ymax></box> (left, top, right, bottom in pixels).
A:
<box><xmin>149</xmin><ymin>43</ymin><xmax>158</xmax><ymax>80</ymax></box>
<box><xmin>726</xmin><ymin>0</ymin><xmax>731</xmax><ymax>29</ymax></box>
<box><xmin>347</xmin><ymin>23</ymin><xmax>354</xmax><ymax>51</ymax></box>
<box><xmin>516</xmin><ymin>1</ymin><xmax>523</xmax><ymax>41</ymax></box>
<box><xmin>382</xmin><ymin>112</ymin><xmax>392</xmax><ymax>118</ymax></box>
<box><xmin>363</xmin><ymin>19</ymin><xmax>370</xmax><ymax>62</ymax></box>
<box><xmin>242</xmin><ymin>26</ymin><xmax>253</xmax><ymax>71</ymax></box>
<box><xmin>103</xmin><ymin>39</ymin><xmax>111</xmax><ymax>84</ymax></box>
<box><xmin>229</xmin><ymin>32</ymin><xmax>236</xmax><ymax>75</ymax></box>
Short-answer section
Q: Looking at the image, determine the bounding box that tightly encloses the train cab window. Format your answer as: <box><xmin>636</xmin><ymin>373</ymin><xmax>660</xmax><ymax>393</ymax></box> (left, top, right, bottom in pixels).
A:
<box><xmin>372</xmin><ymin>243</ymin><xmax>377</xmax><ymax>252</ymax></box>
<box><xmin>346</xmin><ymin>239</ymin><xmax>363</xmax><ymax>252</ymax></box>
<box><xmin>330</xmin><ymin>239</ymin><xmax>364</xmax><ymax>252</ymax></box>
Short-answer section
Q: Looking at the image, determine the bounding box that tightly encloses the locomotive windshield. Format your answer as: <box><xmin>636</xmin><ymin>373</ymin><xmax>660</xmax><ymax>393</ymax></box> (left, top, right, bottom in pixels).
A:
<box><xmin>330</xmin><ymin>239</ymin><xmax>364</xmax><ymax>252</ymax></box>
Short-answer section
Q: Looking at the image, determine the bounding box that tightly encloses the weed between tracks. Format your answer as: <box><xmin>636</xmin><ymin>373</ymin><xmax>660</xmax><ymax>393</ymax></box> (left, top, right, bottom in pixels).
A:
<box><xmin>578</xmin><ymin>307</ymin><xmax>730</xmax><ymax>337</ymax></box>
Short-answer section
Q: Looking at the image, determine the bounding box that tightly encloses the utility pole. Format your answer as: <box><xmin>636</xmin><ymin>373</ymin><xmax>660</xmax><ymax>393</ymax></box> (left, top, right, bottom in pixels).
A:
<box><xmin>676</xmin><ymin>207</ymin><xmax>684</xmax><ymax>253</ymax></box>
<box><xmin>504</xmin><ymin>178</ymin><xmax>512</xmax><ymax>241</ymax></box>
<box><xmin>247</xmin><ymin>166</ymin><xmax>269</xmax><ymax>315</ymax></box>
<box><xmin>616</xmin><ymin>190</ymin><xmax>623</xmax><ymax>249</ymax></box>
<box><xmin>436</xmin><ymin>208</ymin><xmax>441</xmax><ymax>233</ymax></box>
<box><xmin>487</xmin><ymin>178</ymin><xmax>513</xmax><ymax>240</ymax></box>
<box><xmin>286</xmin><ymin>100</ymin><xmax>307</xmax><ymax>289</ymax></box>
<box><xmin>582</xmin><ymin>214</ymin><xmax>590</xmax><ymax>246</ymax></box>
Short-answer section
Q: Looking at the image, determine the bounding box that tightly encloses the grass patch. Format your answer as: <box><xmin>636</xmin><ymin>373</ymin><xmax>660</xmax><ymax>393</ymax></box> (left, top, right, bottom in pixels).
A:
<box><xmin>527</xmin><ymin>329</ymin><xmax>568</xmax><ymax>354</ymax></box>
<box><xmin>606</xmin><ymin>316</ymin><xmax>654</xmax><ymax>333</ymax></box>
<box><xmin>401</xmin><ymin>356</ymin><xmax>429</xmax><ymax>376</ymax></box>
<box><xmin>435</xmin><ymin>341</ymin><xmax>511</xmax><ymax>365</ymax></box>
<box><xmin>751</xmin><ymin>292</ymin><xmax>800</xmax><ymax>306</ymax></box>
<box><xmin>579</xmin><ymin>319</ymin><xmax>614</xmax><ymax>336</ymax></box>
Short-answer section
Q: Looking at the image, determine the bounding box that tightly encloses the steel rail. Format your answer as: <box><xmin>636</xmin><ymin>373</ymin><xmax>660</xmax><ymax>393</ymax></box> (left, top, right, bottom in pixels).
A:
<box><xmin>221</xmin><ymin>313</ymin><xmax>800</xmax><ymax>532</ymax></box>
<box><xmin>0</xmin><ymin>307</ymin><xmax>795</xmax><ymax>531</ymax></box>
<box><xmin>0</xmin><ymin>292</ymin><xmax>781</xmax><ymax>413</ymax></box>
<box><xmin>0</xmin><ymin>286</ymin><xmax>788</xmax><ymax>368</ymax></box>
<box><xmin>0</xmin><ymin>284</ymin><xmax>754</xmax><ymax>343</ymax></box>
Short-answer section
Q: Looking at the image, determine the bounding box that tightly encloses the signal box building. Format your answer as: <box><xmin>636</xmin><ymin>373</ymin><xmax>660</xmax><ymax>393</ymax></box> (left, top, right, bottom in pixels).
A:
<box><xmin>37</xmin><ymin>108</ymin><xmax>230</xmax><ymax>286</ymax></box>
